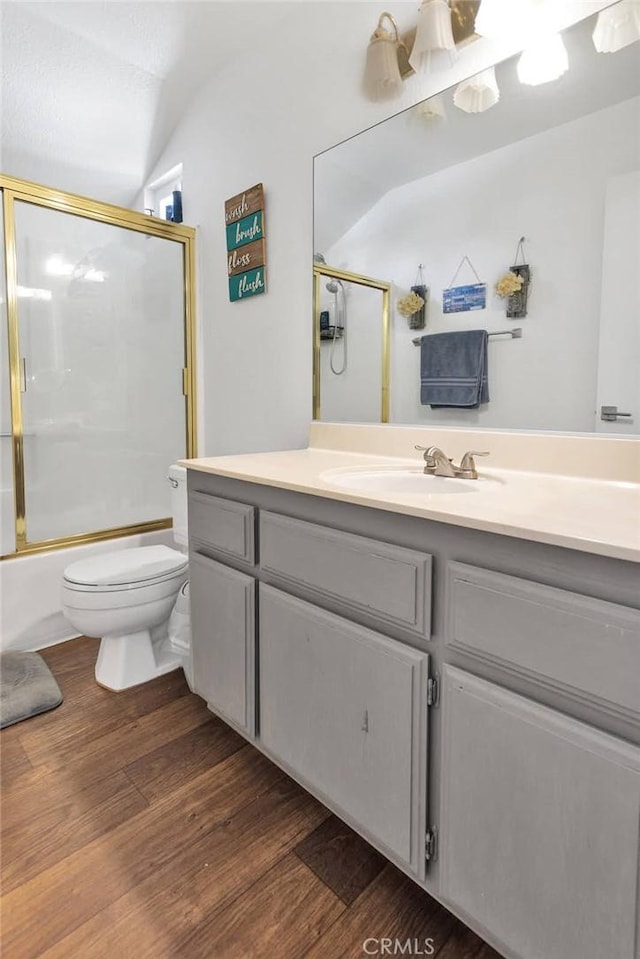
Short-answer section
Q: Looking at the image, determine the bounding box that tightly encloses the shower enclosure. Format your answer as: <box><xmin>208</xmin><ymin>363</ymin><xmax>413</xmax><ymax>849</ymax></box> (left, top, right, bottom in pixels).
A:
<box><xmin>313</xmin><ymin>264</ymin><xmax>390</xmax><ymax>423</ymax></box>
<box><xmin>0</xmin><ymin>175</ymin><xmax>196</xmax><ymax>558</ymax></box>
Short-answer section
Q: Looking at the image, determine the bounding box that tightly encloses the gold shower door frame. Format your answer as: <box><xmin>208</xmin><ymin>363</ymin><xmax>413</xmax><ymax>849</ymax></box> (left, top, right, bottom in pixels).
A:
<box><xmin>0</xmin><ymin>174</ymin><xmax>197</xmax><ymax>558</ymax></box>
<box><xmin>313</xmin><ymin>264</ymin><xmax>391</xmax><ymax>423</ymax></box>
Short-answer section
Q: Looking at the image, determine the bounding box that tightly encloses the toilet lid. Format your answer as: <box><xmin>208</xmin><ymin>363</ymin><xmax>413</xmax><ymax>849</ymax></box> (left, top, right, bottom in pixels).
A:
<box><xmin>64</xmin><ymin>546</ymin><xmax>188</xmax><ymax>587</ymax></box>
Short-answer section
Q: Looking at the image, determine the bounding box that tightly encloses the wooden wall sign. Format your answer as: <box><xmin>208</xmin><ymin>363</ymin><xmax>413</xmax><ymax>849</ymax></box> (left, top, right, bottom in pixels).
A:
<box><xmin>225</xmin><ymin>183</ymin><xmax>267</xmax><ymax>302</ymax></box>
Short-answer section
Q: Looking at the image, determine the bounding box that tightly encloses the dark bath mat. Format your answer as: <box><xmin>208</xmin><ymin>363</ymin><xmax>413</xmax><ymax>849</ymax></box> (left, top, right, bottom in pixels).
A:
<box><xmin>0</xmin><ymin>651</ymin><xmax>63</xmax><ymax>729</ymax></box>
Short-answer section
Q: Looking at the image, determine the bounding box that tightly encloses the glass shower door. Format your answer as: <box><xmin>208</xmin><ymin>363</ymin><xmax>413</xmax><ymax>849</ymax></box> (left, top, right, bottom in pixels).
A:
<box><xmin>318</xmin><ymin>280</ymin><xmax>385</xmax><ymax>423</ymax></box>
<box><xmin>12</xmin><ymin>199</ymin><xmax>189</xmax><ymax>546</ymax></box>
<box><xmin>0</xmin><ymin>198</ymin><xmax>16</xmax><ymax>555</ymax></box>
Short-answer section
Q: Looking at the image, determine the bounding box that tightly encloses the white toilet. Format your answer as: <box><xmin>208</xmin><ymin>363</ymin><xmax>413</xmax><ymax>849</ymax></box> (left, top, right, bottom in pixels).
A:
<box><xmin>62</xmin><ymin>465</ymin><xmax>189</xmax><ymax>691</ymax></box>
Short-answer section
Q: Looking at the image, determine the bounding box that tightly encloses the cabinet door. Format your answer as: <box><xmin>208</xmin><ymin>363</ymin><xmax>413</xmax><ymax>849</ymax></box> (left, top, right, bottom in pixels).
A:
<box><xmin>259</xmin><ymin>585</ymin><xmax>429</xmax><ymax>876</ymax></box>
<box><xmin>189</xmin><ymin>551</ymin><xmax>255</xmax><ymax>735</ymax></box>
<box><xmin>440</xmin><ymin>666</ymin><xmax>640</xmax><ymax>959</ymax></box>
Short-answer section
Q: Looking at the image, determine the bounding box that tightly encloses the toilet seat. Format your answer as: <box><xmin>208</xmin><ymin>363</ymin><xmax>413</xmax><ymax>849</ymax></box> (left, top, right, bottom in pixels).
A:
<box><xmin>64</xmin><ymin>545</ymin><xmax>187</xmax><ymax>593</ymax></box>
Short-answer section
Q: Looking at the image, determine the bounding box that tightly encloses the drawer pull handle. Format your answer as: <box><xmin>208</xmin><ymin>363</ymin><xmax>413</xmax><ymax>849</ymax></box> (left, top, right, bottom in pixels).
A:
<box><xmin>361</xmin><ymin>709</ymin><xmax>369</xmax><ymax>733</ymax></box>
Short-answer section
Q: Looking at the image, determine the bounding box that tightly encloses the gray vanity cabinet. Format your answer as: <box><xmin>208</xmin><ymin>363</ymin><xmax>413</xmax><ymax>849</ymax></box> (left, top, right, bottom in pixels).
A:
<box><xmin>440</xmin><ymin>667</ymin><xmax>640</xmax><ymax>959</ymax></box>
<box><xmin>259</xmin><ymin>585</ymin><xmax>429</xmax><ymax>877</ymax></box>
<box><xmin>186</xmin><ymin>469</ymin><xmax>640</xmax><ymax>959</ymax></box>
<box><xmin>189</xmin><ymin>551</ymin><xmax>255</xmax><ymax>735</ymax></box>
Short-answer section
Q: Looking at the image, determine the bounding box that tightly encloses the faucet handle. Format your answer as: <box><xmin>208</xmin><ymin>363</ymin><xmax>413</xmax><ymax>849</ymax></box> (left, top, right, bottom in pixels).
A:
<box><xmin>460</xmin><ymin>450</ymin><xmax>490</xmax><ymax>470</ymax></box>
<box><xmin>415</xmin><ymin>445</ymin><xmax>436</xmax><ymax>467</ymax></box>
<box><xmin>415</xmin><ymin>445</ymin><xmax>449</xmax><ymax>456</ymax></box>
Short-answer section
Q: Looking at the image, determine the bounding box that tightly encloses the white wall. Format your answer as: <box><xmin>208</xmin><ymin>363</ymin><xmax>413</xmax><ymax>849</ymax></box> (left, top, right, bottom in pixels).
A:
<box><xmin>145</xmin><ymin>1</ymin><xmax>613</xmax><ymax>456</ymax></box>
<box><xmin>0</xmin><ymin>148</ymin><xmax>140</xmax><ymax>208</ymax></box>
<box><xmin>327</xmin><ymin>97</ymin><xmax>640</xmax><ymax>432</ymax></box>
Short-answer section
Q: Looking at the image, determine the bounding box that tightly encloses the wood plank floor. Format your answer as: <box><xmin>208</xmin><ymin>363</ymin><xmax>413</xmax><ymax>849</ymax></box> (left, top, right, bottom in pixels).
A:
<box><xmin>1</xmin><ymin>637</ymin><xmax>503</xmax><ymax>959</ymax></box>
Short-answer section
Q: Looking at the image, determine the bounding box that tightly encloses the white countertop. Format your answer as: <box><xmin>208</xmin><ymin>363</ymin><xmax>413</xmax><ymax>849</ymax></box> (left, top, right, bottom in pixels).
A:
<box><xmin>180</xmin><ymin>443</ymin><xmax>640</xmax><ymax>563</ymax></box>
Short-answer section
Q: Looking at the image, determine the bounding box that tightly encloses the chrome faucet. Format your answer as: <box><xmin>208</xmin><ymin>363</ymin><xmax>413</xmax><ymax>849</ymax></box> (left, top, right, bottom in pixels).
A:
<box><xmin>415</xmin><ymin>446</ymin><xmax>489</xmax><ymax>480</ymax></box>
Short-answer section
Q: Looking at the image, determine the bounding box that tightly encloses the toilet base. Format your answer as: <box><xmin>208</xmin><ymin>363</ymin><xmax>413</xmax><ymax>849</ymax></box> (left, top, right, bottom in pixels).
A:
<box><xmin>95</xmin><ymin>629</ymin><xmax>184</xmax><ymax>691</ymax></box>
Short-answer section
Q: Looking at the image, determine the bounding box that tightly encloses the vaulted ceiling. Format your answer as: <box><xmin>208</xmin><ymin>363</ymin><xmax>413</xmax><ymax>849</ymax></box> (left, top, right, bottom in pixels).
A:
<box><xmin>0</xmin><ymin>1</ymin><xmax>295</xmax><ymax>204</ymax></box>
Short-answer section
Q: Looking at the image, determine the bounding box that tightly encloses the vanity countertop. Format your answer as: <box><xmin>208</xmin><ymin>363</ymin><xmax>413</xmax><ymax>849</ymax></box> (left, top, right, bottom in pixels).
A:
<box><xmin>180</xmin><ymin>427</ymin><xmax>640</xmax><ymax>563</ymax></box>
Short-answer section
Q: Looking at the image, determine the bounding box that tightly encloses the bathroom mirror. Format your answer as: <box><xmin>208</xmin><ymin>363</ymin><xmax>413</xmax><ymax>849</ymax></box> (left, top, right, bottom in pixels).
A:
<box><xmin>313</xmin><ymin>4</ymin><xmax>640</xmax><ymax>434</ymax></box>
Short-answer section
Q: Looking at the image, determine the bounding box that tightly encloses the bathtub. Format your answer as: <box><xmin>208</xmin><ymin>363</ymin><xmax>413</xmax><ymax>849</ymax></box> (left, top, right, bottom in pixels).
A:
<box><xmin>0</xmin><ymin>527</ymin><xmax>174</xmax><ymax>652</ymax></box>
<box><xmin>0</xmin><ymin>483</ymin><xmax>15</xmax><ymax>558</ymax></box>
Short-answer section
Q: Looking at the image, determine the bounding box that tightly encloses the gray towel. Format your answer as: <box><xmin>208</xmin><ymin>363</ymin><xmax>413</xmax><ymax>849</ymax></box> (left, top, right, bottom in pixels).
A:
<box><xmin>420</xmin><ymin>330</ymin><xmax>489</xmax><ymax>408</ymax></box>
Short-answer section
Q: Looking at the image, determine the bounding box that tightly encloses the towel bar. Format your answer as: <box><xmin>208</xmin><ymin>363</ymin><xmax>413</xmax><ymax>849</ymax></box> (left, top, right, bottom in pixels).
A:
<box><xmin>412</xmin><ymin>328</ymin><xmax>522</xmax><ymax>346</ymax></box>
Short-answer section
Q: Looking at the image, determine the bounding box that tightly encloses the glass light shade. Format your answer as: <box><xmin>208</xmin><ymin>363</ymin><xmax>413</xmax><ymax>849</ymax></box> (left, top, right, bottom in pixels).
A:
<box><xmin>453</xmin><ymin>67</ymin><xmax>500</xmax><ymax>113</ymax></box>
<box><xmin>364</xmin><ymin>32</ymin><xmax>403</xmax><ymax>101</ymax></box>
<box><xmin>475</xmin><ymin>0</ymin><xmax>555</xmax><ymax>42</ymax></box>
<box><xmin>475</xmin><ymin>0</ymin><xmax>516</xmax><ymax>38</ymax></box>
<box><xmin>593</xmin><ymin>0</ymin><xmax>640</xmax><ymax>52</ymax></box>
<box><xmin>409</xmin><ymin>0</ymin><xmax>456</xmax><ymax>74</ymax></box>
<box><xmin>415</xmin><ymin>93</ymin><xmax>447</xmax><ymax>122</ymax></box>
<box><xmin>517</xmin><ymin>33</ymin><xmax>568</xmax><ymax>86</ymax></box>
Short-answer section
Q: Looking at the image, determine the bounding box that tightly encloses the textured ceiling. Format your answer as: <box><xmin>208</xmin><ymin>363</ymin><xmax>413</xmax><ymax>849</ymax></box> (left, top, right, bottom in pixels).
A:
<box><xmin>0</xmin><ymin>1</ymin><xmax>294</xmax><ymax>204</ymax></box>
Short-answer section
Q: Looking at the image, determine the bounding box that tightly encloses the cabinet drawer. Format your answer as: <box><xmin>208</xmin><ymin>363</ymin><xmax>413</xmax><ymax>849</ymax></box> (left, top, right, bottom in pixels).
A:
<box><xmin>259</xmin><ymin>586</ymin><xmax>429</xmax><ymax>876</ymax></box>
<box><xmin>446</xmin><ymin>561</ymin><xmax>640</xmax><ymax>720</ymax></box>
<box><xmin>189</xmin><ymin>490</ymin><xmax>255</xmax><ymax>564</ymax></box>
<box><xmin>260</xmin><ymin>511</ymin><xmax>432</xmax><ymax>640</ymax></box>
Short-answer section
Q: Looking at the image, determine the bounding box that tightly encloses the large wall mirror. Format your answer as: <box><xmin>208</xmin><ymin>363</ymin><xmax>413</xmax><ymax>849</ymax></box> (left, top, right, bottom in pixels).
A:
<box><xmin>313</xmin><ymin>3</ymin><xmax>640</xmax><ymax>435</ymax></box>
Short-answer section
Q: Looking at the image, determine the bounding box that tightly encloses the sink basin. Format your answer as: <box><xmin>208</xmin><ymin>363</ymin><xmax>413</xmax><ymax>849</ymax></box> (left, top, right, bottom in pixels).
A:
<box><xmin>321</xmin><ymin>467</ymin><xmax>483</xmax><ymax>495</ymax></box>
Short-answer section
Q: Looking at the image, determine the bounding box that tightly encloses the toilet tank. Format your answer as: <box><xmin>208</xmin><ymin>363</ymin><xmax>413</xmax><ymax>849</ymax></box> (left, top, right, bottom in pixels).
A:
<box><xmin>168</xmin><ymin>464</ymin><xmax>188</xmax><ymax>548</ymax></box>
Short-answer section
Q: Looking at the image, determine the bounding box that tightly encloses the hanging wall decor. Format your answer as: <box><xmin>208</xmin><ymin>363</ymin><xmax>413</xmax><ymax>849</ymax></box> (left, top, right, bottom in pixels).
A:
<box><xmin>442</xmin><ymin>255</ymin><xmax>487</xmax><ymax>313</ymax></box>
<box><xmin>400</xmin><ymin>264</ymin><xmax>429</xmax><ymax>330</ymax></box>
<box><xmin>398</xmin><ymin>288</ymin><xmax>426</xmax><ymax>323</ymax></box>
<box><xmin>225</xmin><ymin>183</ymin><xmax>267</xmax><ymax>302</ymax></box>
<box><xmin>496</xmin><ymin>237</ymin><xmax>530</xmax><ymax>318</ymax></box>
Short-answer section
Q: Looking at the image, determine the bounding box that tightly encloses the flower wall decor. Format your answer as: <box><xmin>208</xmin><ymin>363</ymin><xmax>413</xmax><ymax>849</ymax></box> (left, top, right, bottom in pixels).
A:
<box><xmin>397</xmin><ymin>289</ymin><xmax>425</xmax><ymax>317</ymax></box>
<box><xmin>496</xmin><ymin>271</ymin><xmax>524</xmax><ymax>297</ymax></box>
<box><xmin>496</xmin><ymin>237</ymin><xmax>530</xmax><ymax>318</ymax></box>
<box><xmin>398</xmin><ymin>265</ymin><xmax>429</xmax><ymax>330</ymax></box>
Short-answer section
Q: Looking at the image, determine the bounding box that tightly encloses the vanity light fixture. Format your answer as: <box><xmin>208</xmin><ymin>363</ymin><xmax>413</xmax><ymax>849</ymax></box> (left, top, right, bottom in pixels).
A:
<box><xmin>593</xmin><ymin>0</ymin><xmax>640</xmax><ymax>52</ymax></box>
<box><xmin>409</xmin><ymin>0</ymin><xmax>457</xmax><ymax>75</ymax></box>
<box><xmin>16</xmin><ymin>285</ymin><xmax>52</xmax><ymax>301</ymax></box>
<box><xmin>474</xmin><ymin>0</ymin><xmax>539</xmax><ymax>41</ymax></box>
<box><xmin>415</xmin><ymin>93</ymin><xmax>447</xmax><ymax>122</ymax></box>
<box><xmin>363</xmin><ymin>12</ymin><xmax>406</xmax><ymax>101</ymax></box>
<box><xmin>83</xmin><ymin>269</ymin><xmax>106</xmax><ymax>283</ymax></box>
<box><xmin>453</xmin><ymin>66</ymin><xmax>500</xmax><ymax>112</ymax></box>
<box><xmin>517</xmin><ymin>32</ymin><xmax>568</xmax><ymax>85</ymax></box>
<box><xmin>45</xmin><ymin>256</ymin><xmax>74</xmax><ymax>277</ymax></box>
<box><xmin>362</xmin><ymin>2</ymin><xmax>479</xmax><ymax>102</ymax></box>
<box><xmin>45</xmin><ymin>256</ymin><xmax>106</xmax><ymax>283</ymax></box>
